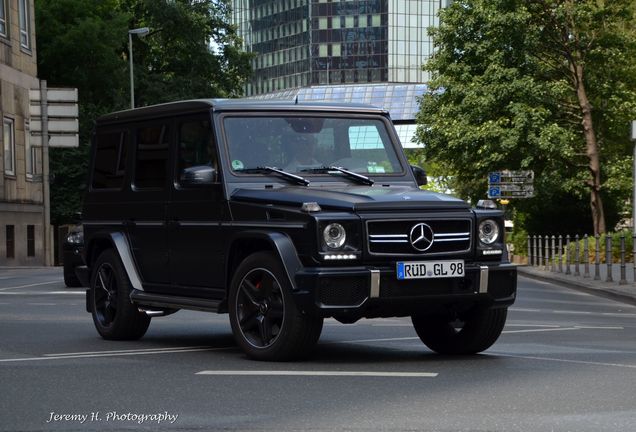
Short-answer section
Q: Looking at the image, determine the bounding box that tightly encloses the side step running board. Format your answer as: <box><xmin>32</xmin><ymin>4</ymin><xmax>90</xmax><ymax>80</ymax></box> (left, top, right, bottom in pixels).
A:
<box><xmin>130</xmin><ymin>290</ymin><xmax>223</xmax><ymax>313</ymax></box>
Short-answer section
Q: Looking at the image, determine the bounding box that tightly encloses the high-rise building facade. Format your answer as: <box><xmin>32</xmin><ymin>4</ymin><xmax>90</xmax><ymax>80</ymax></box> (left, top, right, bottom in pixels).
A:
<box><xmin>0</xmin><ymin>0</ymin><xmax>44</xmax><ymax>265</ymax></box>
<box><xmin>232</xmin><ymin>0</ymin><xmax>448</xmax><ymax>148</ymax></box>
<box><xmin>233</xmin><ymin>0</ymin><xmax>442</xmax><ymax>95</ymax></box>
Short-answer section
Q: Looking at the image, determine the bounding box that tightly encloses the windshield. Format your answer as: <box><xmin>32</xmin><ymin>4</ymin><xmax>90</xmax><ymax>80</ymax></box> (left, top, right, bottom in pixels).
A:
<box><xmin>223</xmin><ymin>116</ymin><xmax>403</xmax><ymax>175</ymax></box>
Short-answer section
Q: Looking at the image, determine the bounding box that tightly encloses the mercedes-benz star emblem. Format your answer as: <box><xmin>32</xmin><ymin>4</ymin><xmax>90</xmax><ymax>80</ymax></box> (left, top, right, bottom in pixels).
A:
<box><xmin>409</xmin><ymin>223</ymin><xmax>434</xmax><ymax>252</ymax></box>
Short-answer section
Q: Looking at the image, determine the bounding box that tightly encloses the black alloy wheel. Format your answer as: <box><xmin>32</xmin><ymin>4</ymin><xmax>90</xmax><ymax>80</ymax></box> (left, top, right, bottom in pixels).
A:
<box><xmin>236</xmin><ymin>267</ymin><xmax>285</xmax><ymax>349</ymax></box>
<box><xmin>93</xmin><ymin>262</ymin><xmax>118</xmax><ymax>327</ymax></box>
<box><xmin>90</xmin><ymin>249</ymin><xmax>150</xmax><ymax>340</ymax></box>
<box><xmin>229</xmin><ymin>251</ymin><xmax>323</xmax><ymax>361</ymax></box>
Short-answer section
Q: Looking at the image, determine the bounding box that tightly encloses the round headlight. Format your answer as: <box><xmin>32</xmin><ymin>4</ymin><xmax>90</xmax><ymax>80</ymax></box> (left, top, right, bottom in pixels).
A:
<box><xmin>479</xmin><ymin>219</ymin><xmax>500</xmax><ymax>245</ymax></box>
<box><xmin>323</xmin><ymin>223</ymin><xmax>346</xmax><ymax>249</ymax></box>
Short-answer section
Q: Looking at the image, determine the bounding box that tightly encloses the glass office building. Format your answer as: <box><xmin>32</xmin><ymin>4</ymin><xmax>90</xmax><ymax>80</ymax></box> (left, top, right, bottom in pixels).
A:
<box><xmin>252</xmin><ymin>83</ymin><xmax>426</xmax><ymax>148</ymax></box>
<box><xmin>232</xmin><ymin>0</ymin><xmax>448</xmax><ymax>147</ymax></box>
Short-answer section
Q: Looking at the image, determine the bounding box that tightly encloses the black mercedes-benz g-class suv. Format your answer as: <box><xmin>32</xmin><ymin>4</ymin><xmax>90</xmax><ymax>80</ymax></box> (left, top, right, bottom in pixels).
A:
<box><xmin>79</xmin><ymin>99</ymin><xmax>516</xmax><ymax>361</ymax></box>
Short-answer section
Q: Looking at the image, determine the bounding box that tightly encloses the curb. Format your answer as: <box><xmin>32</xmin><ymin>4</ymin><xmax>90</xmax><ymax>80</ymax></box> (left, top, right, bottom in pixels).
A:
<box><xmin>518</xmin><ymin>266</ymin><xmax>636</xmax><ymax>307</ymax></box>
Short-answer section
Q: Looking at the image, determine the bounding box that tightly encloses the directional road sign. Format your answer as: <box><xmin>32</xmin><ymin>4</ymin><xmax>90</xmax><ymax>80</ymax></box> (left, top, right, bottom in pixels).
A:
<box><xmin>488</xmin><ymin>170</ymin><xmax>534</xmax><ymax>184</ymax></box>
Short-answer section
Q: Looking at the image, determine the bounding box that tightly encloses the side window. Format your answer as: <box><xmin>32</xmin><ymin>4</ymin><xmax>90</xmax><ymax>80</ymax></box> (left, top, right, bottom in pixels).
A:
<box><xmin>177</xmin><ymin>119</ymin><xmax>217</xmax><ymax>185</ymax></box>
<box><xmin>134</xmin><ymin>124</ymin><xmax>169</xmax><ymax>189</ymax></box>
<box><xmin>92</xmin><ymin>131</ymin><xmax>128</xmax><ymax>189</ymax></box>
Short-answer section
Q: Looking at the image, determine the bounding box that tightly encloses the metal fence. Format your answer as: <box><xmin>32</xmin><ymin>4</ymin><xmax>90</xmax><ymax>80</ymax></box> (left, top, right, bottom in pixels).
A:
<box><xmin>527</xmin><ymin>233</ymin><xmax>636</xmax><ymax>285</ymax></box>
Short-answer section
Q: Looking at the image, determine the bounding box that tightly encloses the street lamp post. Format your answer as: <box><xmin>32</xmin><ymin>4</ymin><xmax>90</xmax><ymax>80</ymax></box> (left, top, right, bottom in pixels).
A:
<box><xmin>128</xmin><ymin>27</ymin><xmax>150</xmax><ymax>109</ymax></box>
<box><xmin>632</xmin><ymin>120</ymin><xmax>636</xmax><ymax>228</ymax></box>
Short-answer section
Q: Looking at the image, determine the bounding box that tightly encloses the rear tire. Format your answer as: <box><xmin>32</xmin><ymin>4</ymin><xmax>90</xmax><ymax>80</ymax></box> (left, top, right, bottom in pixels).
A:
<box><xmin>412</xmin><ymin>306</ymin><xmax>507</xmax><ymax>355</ymax></box>
<box><xmin>229</xmin><ymin>251</ymin><xmax>323</xmax><ymax>361</ymax></box>
<box><xmin>90</xmin><ymin>249</ymin><xmax>150</xmax><ymax>340</ymax></box>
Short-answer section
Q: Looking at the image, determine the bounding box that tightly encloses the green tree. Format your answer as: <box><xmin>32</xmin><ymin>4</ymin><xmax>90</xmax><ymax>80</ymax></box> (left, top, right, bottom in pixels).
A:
<box><xmin>119</xmin><ymin>0</ymin><xmax>252</xmax><ymax>106</ymax></box>
<box><xmin>416</xmin><ymin>0</ymin><xmax>636</xmax><ymax>234</ymax></box>
<box><xmin>36</xmin><ymin>0</ymin><xmax>130</xmax><ymax>224</ymax></box>
<box><xmin>35</xmin><ymin>0</ymin><xmax>253</xmax><ymax>224</ymax></box>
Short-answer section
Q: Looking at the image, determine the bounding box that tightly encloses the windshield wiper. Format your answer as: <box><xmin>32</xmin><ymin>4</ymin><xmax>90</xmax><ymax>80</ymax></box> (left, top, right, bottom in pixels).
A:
<box><xmin>301</xmin><ymin>166</ymin><xmax>374</xmax><ymax>186</ymax></box>
<box><xmin>236</xmin><ymin>166</ymin><xmax>310</xmax><ymax>186</ymax></box>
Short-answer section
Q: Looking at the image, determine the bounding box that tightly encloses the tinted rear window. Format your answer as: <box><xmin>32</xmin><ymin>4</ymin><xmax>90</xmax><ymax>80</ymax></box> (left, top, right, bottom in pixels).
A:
<box><xmin>92</xmin><ymin>131</ymin><xmax>128</xmax><ymax>189</ymax></box>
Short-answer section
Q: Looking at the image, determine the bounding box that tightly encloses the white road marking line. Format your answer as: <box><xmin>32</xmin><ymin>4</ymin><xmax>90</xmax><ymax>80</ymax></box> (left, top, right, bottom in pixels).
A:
<box><xmin>27</xmin><ymin>303</ymin><xmax>57</xmax><ymax>306</ymax></box>
<box><xmin>196</xmin><ymin>370</ymin><xmax>438</xmax><ymax>378</ymax></box>
<box><xmin>574</xmin><ymin>326</ymin><xmax>624</xmax><ymax>330</ymax></box>
<box><xmin>45</xmin><ymin>346</ymin><xmax>215</xmax><ymax>356</ymax></box>
<box><xmin>506</xmin><ymin>323</ymin><xmax>562</xmax><ymax>328</ymax></box>
<box><xmin>0</xmin><ymin>347</ymin><xmax>234</xmax><ymax>363</ymax></box>
<box><xmin>502</xmin><ymin>327</ymin><xmax>581</xmax><ymax>334</ymax></box>
<box><xmin>328</xmin><ymin>336</ymin><xmax>420</xmax><ymax>344</ymax></box>
<box><xmin>0</xmin><ymin>291</ymin><xmax>84</xmax><ymax>295</ymax></box>
<box><xmin>511</xmin><ymin>307</ymin><xmax>636</xmax><ymax>318</ymax></box>
<box><xmin>330</xmin><ymin>325</ymin><xmax>624</xmax><ymax>345</ymax></box>
<box><xmin>491</xmin><ymin>352</ymin><xmax>636</xmax><ymax>370</ymax></box>
<box><xmin>0</xmin><ymin>280</ymin><xmax>62</xmax><ymax>291</ymax></box>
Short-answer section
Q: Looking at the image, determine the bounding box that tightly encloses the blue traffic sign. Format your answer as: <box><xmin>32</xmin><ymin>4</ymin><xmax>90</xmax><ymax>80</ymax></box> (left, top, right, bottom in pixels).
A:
<box><xmin>489</xmin><ymin>173</ymin><xmax>501</xmax><ymax>184</ymax></box>
<box><xmin>488</xmin><ymin>186</ymin><xmax>501</xmax><ymax>198</ymax></box>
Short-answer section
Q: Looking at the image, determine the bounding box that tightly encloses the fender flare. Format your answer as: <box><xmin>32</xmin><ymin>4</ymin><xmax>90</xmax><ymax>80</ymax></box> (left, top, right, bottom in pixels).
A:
<box><xmin>87</xmin><ymin>231</ymin><xmax>144</xmax><ymax>291</ymax></box>
<box><xmin>226</xmin><ymin>231</ymin><xmax>303</xmax><ymax>291</ymax></box>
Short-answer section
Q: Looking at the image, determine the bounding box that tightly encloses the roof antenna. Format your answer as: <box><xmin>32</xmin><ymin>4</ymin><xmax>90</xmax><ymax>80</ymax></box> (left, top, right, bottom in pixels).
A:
<box><xmin>295</xmin><ymin>95</ymin><xmax>299</xmax><ymax>105</ymax></box>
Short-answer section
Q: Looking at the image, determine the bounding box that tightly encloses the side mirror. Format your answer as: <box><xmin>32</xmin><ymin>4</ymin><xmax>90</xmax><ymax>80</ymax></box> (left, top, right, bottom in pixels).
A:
<box><xmin>410</xmin><ymin>165</ymin><xmax>427</xmax><ymax>186</ymax></box>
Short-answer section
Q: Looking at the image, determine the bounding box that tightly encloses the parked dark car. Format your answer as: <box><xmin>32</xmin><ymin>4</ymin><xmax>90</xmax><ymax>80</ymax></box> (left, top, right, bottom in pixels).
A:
<box><xmin>63</xmin><ymin>225</ymin><xmax>84</xmax><ymax>287</ymax></box>
<box><xmin>78</xmin><ymin>99</ymin><xmax>517</xmax><ymax>361</ymax></box>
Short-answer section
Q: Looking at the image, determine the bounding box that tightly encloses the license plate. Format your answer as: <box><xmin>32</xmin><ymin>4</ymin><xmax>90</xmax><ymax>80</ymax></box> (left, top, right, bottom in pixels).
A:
<box><xmin>396</xmin><ymin>260</ymin><xmax>465</xmax><ymax>280</ymax></box>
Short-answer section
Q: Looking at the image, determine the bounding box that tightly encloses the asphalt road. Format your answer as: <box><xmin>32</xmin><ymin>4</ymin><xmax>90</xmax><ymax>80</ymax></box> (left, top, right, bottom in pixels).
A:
<box><xmin>1</xmin><ymin>267</ymin><xmax>635</xmax><ymax>432</ymax></box>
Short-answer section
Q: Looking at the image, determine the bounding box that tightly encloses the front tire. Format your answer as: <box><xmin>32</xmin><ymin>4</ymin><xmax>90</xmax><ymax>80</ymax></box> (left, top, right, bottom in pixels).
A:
<box><xmin>229</xmin><ymin>251</ymin><xmax>323</xmax><ymax>361</ymax></box>
<box><xmin>412</xmin><ymin>306</ymin><xmax>507</xmax><ymax>355</ymax></box>
<box><xmin>90</xmin><ymin>249</ymin><xmax>150</xmax><ymax>340</ymax></box>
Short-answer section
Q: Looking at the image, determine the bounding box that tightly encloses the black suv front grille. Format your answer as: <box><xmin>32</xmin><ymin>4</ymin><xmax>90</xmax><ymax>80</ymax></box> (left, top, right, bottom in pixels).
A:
<box><xmin>367</xmin><ymin>219</ymin><xmax>472</xmax><ymax>256</ymax></box>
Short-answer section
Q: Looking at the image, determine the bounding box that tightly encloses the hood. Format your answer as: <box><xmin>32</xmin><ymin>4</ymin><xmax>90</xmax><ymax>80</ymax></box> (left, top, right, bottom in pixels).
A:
<box><xmin>231</xmin><ymin>185</ymin><xmax>470</xmax><ymax>212</ymax></box>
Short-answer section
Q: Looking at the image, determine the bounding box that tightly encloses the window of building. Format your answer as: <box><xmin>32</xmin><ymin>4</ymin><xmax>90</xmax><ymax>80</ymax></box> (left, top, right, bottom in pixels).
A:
<box><xmin>18</xmin><ymin>0</ymin><xmax>31</xmax><ymax>50</ymax></box>
<box><xmin>27</xmin><ymin>225</ymin><xmax>35</xmax><ymax>257</ymax></box>
<box><xmin>3</xmin><ymin>117</ymin><xmax>15</xmax><ymax>176</ymax></box>
<box><xmin>24</xmin><ymin>120</ymin><xmax>40</xmax><ymax>178</ymax></box>
<box><xmin>0</xmin><ymin>0</ymin><xmax>7</xmax><ymax>38</ymax></box>
<box><xmin>6</xmin><ymin>225</ymin><xmax>14</xmax><ymax>259</ymax></box>
<box><xmin>134</xmin><ymin>124</ymin><xmax>169</xmax><ymax>189</ymax></box>
<box><xmin>92</xmin><ymin>130</ymin><xmax>128</xmax><ymax>189</ymax></box>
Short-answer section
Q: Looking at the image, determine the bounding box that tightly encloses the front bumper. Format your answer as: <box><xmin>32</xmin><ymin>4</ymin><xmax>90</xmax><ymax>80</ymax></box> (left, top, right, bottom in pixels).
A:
<box><xmin>293</xmin><ymin>263</ymin><xmax>517</xmax><ymax>319</ymax></box>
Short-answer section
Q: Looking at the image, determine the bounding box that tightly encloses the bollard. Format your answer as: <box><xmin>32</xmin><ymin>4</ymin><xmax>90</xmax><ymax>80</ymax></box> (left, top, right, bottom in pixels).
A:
<box><xmin>527</xmin><ymin>235</ymin><xmax>532</xmax><ymax>266</ymax></box>
<box><xmin>551</xmin><ymin>235</ymin><xmax>556</xmax><ymax>272</ymax></box>
<box><xmin>606</xmin><ymin>235</ymin><xmax>613</xmax><ymax>283</ymax></box>
<box><xmin>574</xmin><ymin>234</ymin><xmax>580</xmax><ymax>276</ymax></box>
<box><xmin>583</xmin><ymin>234</ymin><xmax>590</xmax><ymax>278</ymax></box>
<box><xmin>565</xmin><ymin>235</ymin><xmax>571</xmax><ymax>275</ymax></box>
<box><xmin>533</xmin><ymin>235</ymin><xmax>537</xmax><ymax>267</ymax></box>
<box><xmin>538</xmin><ymin>235</ymin><xmax>543</xmax><ymax>270</ymax></box>
<box><xmin>544</xmin><ymin>236</ymin><xmax>549</xmax><ymax>270</ymax></box>
<box><xmin>594</xmin><ymin>233</ymin><xmax>601</xmax><ymax>280</ymax></box>
<box><xmin>558</xmin><ymin>235</ymin><xmax>563</xmax><ymax>273</ymax></box>
<box><xmin>620</xmin><ymin>234</ymin><xmax>627</xmax><ymax>285</ymax></box>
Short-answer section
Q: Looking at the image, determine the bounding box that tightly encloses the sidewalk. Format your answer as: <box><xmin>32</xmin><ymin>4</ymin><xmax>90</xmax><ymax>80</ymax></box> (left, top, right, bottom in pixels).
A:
<box><xmin>518</xmin><ymin>263</ymin><xmax>636</xmax><ymax>306</ymax></box>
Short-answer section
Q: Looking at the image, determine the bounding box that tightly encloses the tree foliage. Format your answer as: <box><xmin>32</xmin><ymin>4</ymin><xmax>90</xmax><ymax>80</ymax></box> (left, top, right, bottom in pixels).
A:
<box><xmin>35</xmin><ymin>0</ymin><xmax>252</xmax><ymax>224</ymax></box>
<box><xmin>416</xmin><ymin>0</ymin><xmax>636</xmax><ymax>234</ymax></box>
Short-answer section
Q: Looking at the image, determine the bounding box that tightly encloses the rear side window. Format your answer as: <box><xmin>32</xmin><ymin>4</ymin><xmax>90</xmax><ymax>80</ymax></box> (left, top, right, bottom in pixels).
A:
<box><xmin>92</xmin><ymin>131</ymin><xmax>128</xmax><ymax>189</ymax></box>
<box><xmin>134</xmin><ymin>124</ymin><xmax>170</xmax><ymax>189</ymax></box>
